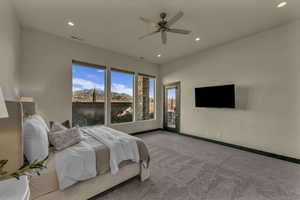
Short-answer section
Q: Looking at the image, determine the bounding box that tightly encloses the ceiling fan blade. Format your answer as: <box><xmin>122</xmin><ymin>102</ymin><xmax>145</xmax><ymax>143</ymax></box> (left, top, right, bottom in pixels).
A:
<box><xmin>139</xmin><ymin>17</ymin><xmax>159</xmax><ymax>28</ymax></box>
<box><xmin>167</xmin><ymin>11</ymin><xmax>184</xmax><ymax>27</ymax></box>
<box><xmin>167</xmin><ymin>28</ymin><xmax>191</xmax><ymax>35</ymax></box>
<box><xmin>161</xmin><ymin>31</ymin><xmax>167</xmax><ymax>44</ymax></box>
<box><xmin>138</xmin><ymin>30</ymin><xmax>159</xmax><ymax>40</ymax></box>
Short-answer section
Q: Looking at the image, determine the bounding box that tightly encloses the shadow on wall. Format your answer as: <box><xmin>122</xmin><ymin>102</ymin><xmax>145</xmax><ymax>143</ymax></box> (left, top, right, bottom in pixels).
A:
<box><xmin>235</xmin><ymin>85</ymin><xmax>250</xmax><ymax>110</ymax></box>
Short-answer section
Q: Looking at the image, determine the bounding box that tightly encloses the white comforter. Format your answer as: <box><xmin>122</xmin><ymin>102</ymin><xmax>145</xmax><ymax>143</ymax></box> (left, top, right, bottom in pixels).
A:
<box><xmin>81</xmin><ymin>126</ymin><xmax>140</xmax><ymax>174</ymax></box>
<box><xmin>55</xmin><ymin>126</ymin><xmax>140</xmax><ymax>190</ymax></box>
<box><xmin>55</xmin><ymin>140</ymin><xmax>97</xmax><ymax>190</ymax></box>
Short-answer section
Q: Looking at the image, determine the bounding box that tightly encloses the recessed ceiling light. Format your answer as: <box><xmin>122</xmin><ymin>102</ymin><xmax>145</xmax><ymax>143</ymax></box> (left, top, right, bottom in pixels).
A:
<box><xmin>68</xmin><ymin>21</ymin><xmax>75</xmax><ymax>26</ymax></box>
<box><xmin>157</xmin><ymin>54</ymin><xmax>161</xmax><ymax>58</ymax></box>
<box><xmin>195</xmin><ymin>37</ymin><xmax>200</xmax><ymax>41</ymax></box>
<box><xmin>277</xmin><ymin>1</ymin><xmax>287</xmax><ymax>8</ymax></box>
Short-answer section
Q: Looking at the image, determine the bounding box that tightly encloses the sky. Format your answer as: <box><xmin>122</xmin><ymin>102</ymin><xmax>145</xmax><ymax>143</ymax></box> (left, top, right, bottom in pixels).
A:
<box><xmin>72</xmin><ymin>64</ymin><xmax>154</xmax><ymax>97</ymax></box>
<box><xmin>168</xmin><ymin>88</ymin><xmax>176</xmax><ymax>99</ymax></box>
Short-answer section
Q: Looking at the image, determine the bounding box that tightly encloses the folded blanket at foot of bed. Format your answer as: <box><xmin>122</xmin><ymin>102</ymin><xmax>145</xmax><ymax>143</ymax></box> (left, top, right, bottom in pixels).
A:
<box><xmin>55</xmin><ymin>126</ymin><xmax>150</xmax><ymax>190</ymax></box>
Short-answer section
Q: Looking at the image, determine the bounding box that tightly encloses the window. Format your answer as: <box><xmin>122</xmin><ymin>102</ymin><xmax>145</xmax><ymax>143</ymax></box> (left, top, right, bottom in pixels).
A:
<box><xmin>136</xmin><ymin>74</ymin><xmax>156</xmax><ymax>120</ymax></box>
<box><xmin>72</xmin><ymin>61</ymin><xmax>157</xmax><ymax>125</ymax></box>
<box><xmin>110</xmin><ymin>70</ymin><xmax>134</xmax><ymax>123</ymax></box>
<box><xmin>72</xmin><ymin>62</ymin><xmax>105</xmax><ymax>126</ymax></box>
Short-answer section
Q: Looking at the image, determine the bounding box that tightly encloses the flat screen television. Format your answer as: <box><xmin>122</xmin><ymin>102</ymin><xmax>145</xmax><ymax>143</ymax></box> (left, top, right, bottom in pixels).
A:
<box><xmin>195</xmin><ymin>84</ymin><xmax>235</xmax><ymax>108</ymax></box>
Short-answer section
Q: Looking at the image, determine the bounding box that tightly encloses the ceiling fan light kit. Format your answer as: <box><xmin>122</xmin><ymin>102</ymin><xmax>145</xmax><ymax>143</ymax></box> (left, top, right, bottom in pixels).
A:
<box><xmin>139</xmin><ymin>11</ymin><xmax>191</xmax><ymax>44</ymax></box>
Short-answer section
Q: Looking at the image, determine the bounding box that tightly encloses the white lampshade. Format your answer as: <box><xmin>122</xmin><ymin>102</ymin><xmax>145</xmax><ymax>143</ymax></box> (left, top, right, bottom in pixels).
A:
<box><xmin>0</xmin><ymin>87</ymin><xmax>8</xmax><ymax>118</ymax></box>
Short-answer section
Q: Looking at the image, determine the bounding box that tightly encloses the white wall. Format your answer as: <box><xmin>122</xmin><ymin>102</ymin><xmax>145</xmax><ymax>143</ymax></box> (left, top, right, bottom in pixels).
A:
<box><xmin>161</xmin><ymin>20</ymin><xmax>300</xmax><ymax>159</ymax></box>
<box><xmin>20</xmin><ymin>28</ymin><xmax>161</xmax><ymax>133</ymax></box>
<box><xmin>0</xmin><ymin>0</ymin><xmax>20</xmax><ymax>100</ymax></box>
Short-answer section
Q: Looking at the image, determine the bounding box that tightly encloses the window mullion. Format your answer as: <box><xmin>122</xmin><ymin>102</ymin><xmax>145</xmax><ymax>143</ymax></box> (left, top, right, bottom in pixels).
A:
<box><xmin>133</xmin><ymin>72</ymin><xmax>138</xmax><ymax>122</ymax></box>
<box><xmin>105</xmin><ymin>67</ymin><xmax>111</xmax><ymax>126</ymax></box>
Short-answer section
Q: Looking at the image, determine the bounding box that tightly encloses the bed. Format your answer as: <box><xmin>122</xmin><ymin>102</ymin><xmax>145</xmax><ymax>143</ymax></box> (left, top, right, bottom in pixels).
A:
<box><xmin>30</xmin><ymin>154</ymin><xmax>146</xmax><ymax>200</ymax></box>
<box><xmin>19</xmin><ymin>102</ymin><xmax>151</xmax><ymax>200</ymax></box>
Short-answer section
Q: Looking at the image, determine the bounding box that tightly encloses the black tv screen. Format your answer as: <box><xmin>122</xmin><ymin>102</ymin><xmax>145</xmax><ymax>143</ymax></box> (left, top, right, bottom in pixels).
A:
<box><xmin>195</xmin><ymin>84</ymin><xmax>235</xmax><ymax>108</ymax></box>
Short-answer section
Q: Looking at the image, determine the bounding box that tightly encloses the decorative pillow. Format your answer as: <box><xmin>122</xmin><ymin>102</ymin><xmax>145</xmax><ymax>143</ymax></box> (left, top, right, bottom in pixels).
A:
<box><xmin>61</xmin><ymin>120</ymin><xmax>71</xmax><ymax>129</ymax></box>
<box><xmin>49</xmin><ymin>128</ymin><xmax>81</xmax><ymax>151</ymax></box>
<box><xmin>50</xmin><ymin>122</ymin><xmax>67</xmax><ymax>133</ymax></box>
<box><xmin>50</xmin><ymin>120</ymin><xmax>71</xmax><ymax>129</ymax></box>
<box><xmin>23</xmin><ymin>116</ymin><xmax>49</xmax><ymax>163</ymax></box>
<box><xmin>48</xmin><ymin>122</ymin><xmax>68</xmax><ymax>146</ymax></box>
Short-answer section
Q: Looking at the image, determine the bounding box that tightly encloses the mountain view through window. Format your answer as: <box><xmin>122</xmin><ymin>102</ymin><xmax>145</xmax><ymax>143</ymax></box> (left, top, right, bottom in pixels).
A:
<box><xmin>72</xmin><ymin>64</ymin><xmax>105</xmax><ymax>126</ymax></box>
<box><xmin>111</xmin><ymin>71</ymin><xmax>134</xmax><ymax>123</ymax></box>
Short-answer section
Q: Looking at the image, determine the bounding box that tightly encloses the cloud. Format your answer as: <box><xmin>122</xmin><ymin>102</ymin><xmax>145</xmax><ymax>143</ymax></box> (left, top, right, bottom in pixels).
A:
<box><xmin>73</xmin><ymin>78</ymin><xmax>104</xmax><ymax>91</ymax></box>
<box><xmin>72</xmin><ymin>87</ymin><xmax>82</xmax><ymax>91</ymax></box>
<box><xmin>112</xmin><ymin>83</ymin><xmax>132</xmax><ymax>95</ymax></box>
<box><xmin>72</xmin><ymin>78</ymin><xmax>132</xmax><ymax>95</ymax></box>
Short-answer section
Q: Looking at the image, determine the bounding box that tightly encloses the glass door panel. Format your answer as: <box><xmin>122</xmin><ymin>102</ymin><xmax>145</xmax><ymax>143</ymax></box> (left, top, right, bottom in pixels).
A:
<box><xmin>167</xmin><ymin>88</ymin><xmax>176</xmax><ymax>129</ymax></box>
<box><xmin>164</xmin><ymin>82</ymin><xmax>180</xmax><ymax>132</ymax></box>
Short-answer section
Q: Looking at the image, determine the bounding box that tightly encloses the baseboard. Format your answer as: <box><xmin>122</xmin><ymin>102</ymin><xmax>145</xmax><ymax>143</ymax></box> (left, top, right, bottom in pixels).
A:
<box><xmin>176</xmin><ymin>131</ymin><xmax>300</xmax><ymax>164</ymax></box>
<box><xmin>131</xmin><ymin>128</ymin><xmax>163</xmax><ymax>136</ymax></box>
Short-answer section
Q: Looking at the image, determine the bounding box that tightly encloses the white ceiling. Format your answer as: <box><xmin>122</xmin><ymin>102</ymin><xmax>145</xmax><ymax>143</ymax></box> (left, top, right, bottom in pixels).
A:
<box><xmin>12</xmin><ymin>0</ymin><xmax>300</xmax><ymax>64</ymax></box>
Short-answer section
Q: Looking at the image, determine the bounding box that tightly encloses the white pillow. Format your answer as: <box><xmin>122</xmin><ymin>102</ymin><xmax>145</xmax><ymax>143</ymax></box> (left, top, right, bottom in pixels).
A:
<box><xmin>23</xmin><ymin>116</ymin><xmax>49</xmax><ymax>163</ymax></box>
<box><xmin>31</xmin><ymin>114</ymin><xmax>50</xmax><ymax>132</ymax></box>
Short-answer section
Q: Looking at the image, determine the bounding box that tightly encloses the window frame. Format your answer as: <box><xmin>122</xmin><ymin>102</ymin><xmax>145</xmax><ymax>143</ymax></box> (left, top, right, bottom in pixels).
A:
<box><xmin>135</xmin><ymin>73</ymin><xmax>157</xmax><ymax>122</ymax></box>
<box><xmin>71</xmin><ymin>60</ymin><xmax>157</xmax><ymax>126</ymax></box>
<box><xmin>71</xmin><ymin>60</ymin><xmax>107</xmax><ymax>126</ymax></box>
<box><xmin>73</xmin><ymin>60</ymin><xmax>106</xmax><ymax>70</ymax></box>
<box><xmin>110</xmin><ymin>68</ymin><xmax>135</xmax><ymax>124</ymax></box>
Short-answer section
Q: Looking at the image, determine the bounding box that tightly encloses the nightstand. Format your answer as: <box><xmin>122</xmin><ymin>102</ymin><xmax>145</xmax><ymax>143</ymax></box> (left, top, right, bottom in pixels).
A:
<box><xmin>0</xmin><ymin>176</ymin><xmax>30</xmax><ymax>200</ymax></box>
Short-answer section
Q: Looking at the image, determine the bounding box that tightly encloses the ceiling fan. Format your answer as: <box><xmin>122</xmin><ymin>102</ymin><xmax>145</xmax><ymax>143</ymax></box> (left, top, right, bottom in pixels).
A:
<box><xmin>139</xmin><ymin>11</ymin><xmax>191</xmax><ymax>45</ymax></box>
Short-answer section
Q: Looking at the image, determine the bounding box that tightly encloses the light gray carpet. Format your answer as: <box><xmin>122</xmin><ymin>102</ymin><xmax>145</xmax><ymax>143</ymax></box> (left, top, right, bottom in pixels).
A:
<box><xmin>92</xmin><ymin>131</ymin><xmax>300</xmax><ymax>200</ymax></box>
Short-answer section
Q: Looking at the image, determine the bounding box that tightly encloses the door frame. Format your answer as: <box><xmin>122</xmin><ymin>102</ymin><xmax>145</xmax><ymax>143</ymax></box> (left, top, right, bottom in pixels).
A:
<box><xmin>163</xmin><ymin>81</ymin><xmax>181</xmax><ymax>133</ymax></box>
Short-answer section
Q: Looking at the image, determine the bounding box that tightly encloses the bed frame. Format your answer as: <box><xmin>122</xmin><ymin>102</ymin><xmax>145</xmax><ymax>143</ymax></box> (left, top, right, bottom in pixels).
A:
<box><xmin>33</xmin><ymin>163</ymin><xmax>142</xmax><ymax>200</ymax></box>
<box><xmin>2</xmin><ymin>101</ymin><xmax>149</xmax><ymax>200</ymax></box>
